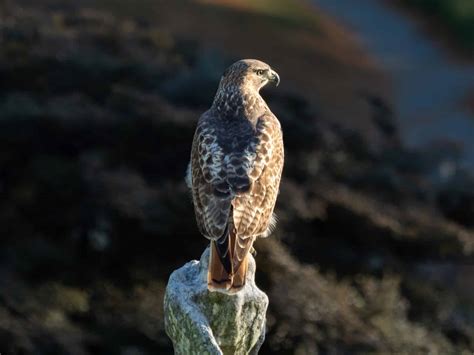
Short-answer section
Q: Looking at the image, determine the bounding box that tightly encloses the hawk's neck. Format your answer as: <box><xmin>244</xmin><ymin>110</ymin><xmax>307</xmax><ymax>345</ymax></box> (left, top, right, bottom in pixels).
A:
<box><xmin>212</xmin><ymin>85</ymin><xmax>268</xmax><ymax>121</ymax></box>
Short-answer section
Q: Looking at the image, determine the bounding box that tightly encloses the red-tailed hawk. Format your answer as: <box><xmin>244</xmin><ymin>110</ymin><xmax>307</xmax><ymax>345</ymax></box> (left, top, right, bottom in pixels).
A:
<box><xmin>187</xmin><ymin>59</ymin><xmax>284</xmax><ymax>293</ymax></box>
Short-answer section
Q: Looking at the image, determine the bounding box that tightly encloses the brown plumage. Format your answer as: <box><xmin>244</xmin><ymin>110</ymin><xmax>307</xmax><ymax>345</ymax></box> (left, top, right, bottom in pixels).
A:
<box><xmin>187</xmin><ymin>59</ymin><xmax>284</xmax><ymax>293</ymax></box>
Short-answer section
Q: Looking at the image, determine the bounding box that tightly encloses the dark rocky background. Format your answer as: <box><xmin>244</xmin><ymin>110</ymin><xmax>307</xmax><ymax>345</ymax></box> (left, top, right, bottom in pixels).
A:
<box><xmin>0</xmin><ymin>1</ymin><xmax>473</xmax><ymax>354</ymax></box>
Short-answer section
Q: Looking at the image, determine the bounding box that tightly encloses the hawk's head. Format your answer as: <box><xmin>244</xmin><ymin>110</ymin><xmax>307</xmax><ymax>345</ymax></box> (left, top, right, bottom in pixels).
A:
<box><xmin>219</xmin><ymin>59</ymin><xmax>280</xmax><ymax>92</ymax></box>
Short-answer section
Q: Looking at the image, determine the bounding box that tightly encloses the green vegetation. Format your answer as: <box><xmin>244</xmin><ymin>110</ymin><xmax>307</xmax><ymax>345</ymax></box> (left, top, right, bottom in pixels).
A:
<box><xmin>401</xmin><ymin>0</ymin><xmax>474</xmax><ymax>50</ymax></box>
<box><xmin>231</xmin><ymin>0</ymin><xmax>321</xmax><ymax>30</ymax></box>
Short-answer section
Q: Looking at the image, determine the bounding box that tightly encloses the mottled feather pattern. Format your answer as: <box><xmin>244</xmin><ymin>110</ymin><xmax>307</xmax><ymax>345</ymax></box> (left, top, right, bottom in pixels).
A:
<box><xmin>189</xmin><ymin>59</ymin><xmax>284</xmax><ymax>291</ymax></box>
<box><xmin>191</xmin><ymin>121</ymin><xmax>231</xmax><ymax>240</ymax></box>
<box><xmin>231</xmin><ymin>115</ymin><xmax>283</xmax><ymax>266</ymax></box>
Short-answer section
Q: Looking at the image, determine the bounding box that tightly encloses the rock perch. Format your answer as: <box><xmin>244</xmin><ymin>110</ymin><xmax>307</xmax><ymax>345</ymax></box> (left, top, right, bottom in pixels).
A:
<box><xmin>164</xmin><ymin>247</ymin><xmax>268</xmax><ymax>355</ymax></box>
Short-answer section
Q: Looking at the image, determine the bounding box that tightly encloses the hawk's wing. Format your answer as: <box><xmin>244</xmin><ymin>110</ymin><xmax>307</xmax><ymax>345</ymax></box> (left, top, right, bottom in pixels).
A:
<box><xmin>190</xmin><ymin>112</ymin><xmax>232</xmax><ymax>241</ymax></box>
<box><xmin>230</xmin><ymin>114</ymin><xmax>284</xmax><ymax>270</ymax></box>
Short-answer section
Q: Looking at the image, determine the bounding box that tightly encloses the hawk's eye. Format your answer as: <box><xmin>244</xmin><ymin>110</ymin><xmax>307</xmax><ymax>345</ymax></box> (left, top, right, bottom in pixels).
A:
<box><xmin>255</xmin><ymin>69</ymin><xmax>265</xmax><ymax>76</ymax></box>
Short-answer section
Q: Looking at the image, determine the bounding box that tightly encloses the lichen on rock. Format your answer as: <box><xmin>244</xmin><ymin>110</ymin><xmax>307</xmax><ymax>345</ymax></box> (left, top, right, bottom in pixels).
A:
<box><xmin>164</xmin><ymin>247</ymin><xmax>268</xmax><ymax>355</ymax></box>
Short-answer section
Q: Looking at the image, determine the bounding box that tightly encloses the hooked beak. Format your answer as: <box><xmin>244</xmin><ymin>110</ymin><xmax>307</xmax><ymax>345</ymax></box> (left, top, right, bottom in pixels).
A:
<box><xmin>268</xmin><ymin>69</ymin><xmax>280</xmax><ymax>87</ymax></box>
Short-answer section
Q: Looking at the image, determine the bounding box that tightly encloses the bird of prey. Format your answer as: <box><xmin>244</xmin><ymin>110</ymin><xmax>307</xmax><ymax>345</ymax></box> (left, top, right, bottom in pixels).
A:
<box><xmin>187</xmin><ymin>59</ymin><xmax>284</xmax><ymax>293</ymax></box>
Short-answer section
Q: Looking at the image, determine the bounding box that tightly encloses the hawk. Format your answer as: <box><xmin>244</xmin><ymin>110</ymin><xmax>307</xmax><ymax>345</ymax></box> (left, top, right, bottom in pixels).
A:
<box><xmin>187</xmin><ymin>59</ymin><xmax>284</xmax><ymax>293</ymax></box>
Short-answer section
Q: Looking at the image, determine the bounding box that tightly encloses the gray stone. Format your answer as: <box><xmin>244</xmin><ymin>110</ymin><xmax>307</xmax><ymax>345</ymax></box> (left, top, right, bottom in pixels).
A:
<box><xmin>164</xmin><ymin>247</ymin><xmax>268</xmax><ymax>355</ymax></box>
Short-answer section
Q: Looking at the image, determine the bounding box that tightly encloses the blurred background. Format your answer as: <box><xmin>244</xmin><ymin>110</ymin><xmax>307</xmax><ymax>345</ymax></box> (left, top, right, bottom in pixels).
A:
<box><xmin>0</xmin><ymin>0</ymin><xmax>473</xmax><ymax>353</ymax></box>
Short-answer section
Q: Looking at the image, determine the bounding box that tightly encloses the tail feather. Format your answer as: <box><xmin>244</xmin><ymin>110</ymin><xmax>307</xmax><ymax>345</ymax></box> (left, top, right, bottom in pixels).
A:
<box><xmin>231</xmin><ymin>253</ymin><xmax>249</xmax><ymax>292</ymax></box>
<box><xmin>232</xmin><ymin>235</ymin><xmax>253</xmax><ymax>273</ymax></box>
<box><xmin>208</xmin><ymin>241</ymin><xmax>232</xmax><ymax>291</ymax></box>
<box><xmin>207</xmin><ymin>227</ymin><xmax>254</xmax><ymax>293</ymax></box>
<box><xmin>214</xmin><ymin>224</ymin><xmax>232</xmax><ymax>274</ymax></box>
